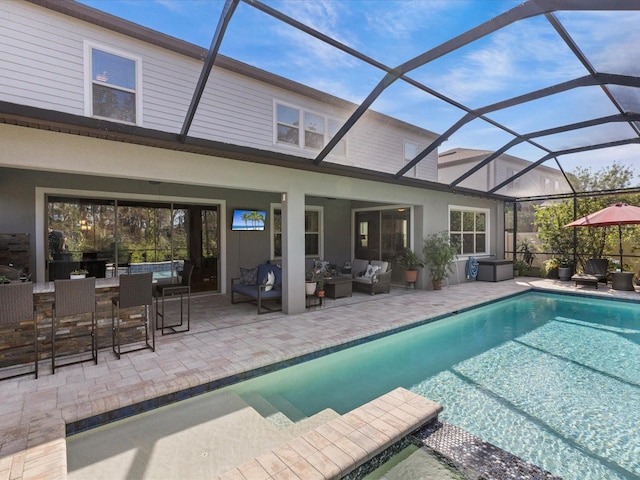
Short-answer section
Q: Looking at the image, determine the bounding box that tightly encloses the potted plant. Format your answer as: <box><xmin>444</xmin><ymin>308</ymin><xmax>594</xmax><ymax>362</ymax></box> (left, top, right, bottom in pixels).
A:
<box><xmin>305</xmin><ymin>278</ymin><xmax>317</xmax><ymax>295</ymax></box>
<box><xmin>310</xmin><ymin>262</ymin><xmax>327</xmax><ymax>297</ymax></box>
<box><xmin>0</xmin><ymin>275</ymin><xmax>9</xmax><ymax>284</ymax></box>
<box><xmin>70</xmin><ymin>269</ymin><xmax>88</xmax><ymax>279</ymax></box>
<box><xmin>512</xmin><ymin>259</ymin><xmax>528</xmax><ymax>277</ymax></box>
<box><xmin>397</xmin><ymin>248</ymin><xmax>424</xmax><ymax>283</ymax></box>
<box><xmin>422</xmin><ymin>231</ymin><xmax>458</xmax><ymax>290</ymax></box>
<box><xmin>558</xmin><ymin>254</ymin><xmax>574</xmax><ymax>281</ymax></box>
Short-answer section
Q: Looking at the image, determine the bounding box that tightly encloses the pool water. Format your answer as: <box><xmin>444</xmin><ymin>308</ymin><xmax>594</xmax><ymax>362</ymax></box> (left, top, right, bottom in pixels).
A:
<box><xmin>361</xmin><ymin>444</ymin><xmax>467</xmax><ymax>480</ymax></box>
<box><xmin>226</xmin><ymin>292</ymin><xmax>640</xmax><ymax>480</ymax></box>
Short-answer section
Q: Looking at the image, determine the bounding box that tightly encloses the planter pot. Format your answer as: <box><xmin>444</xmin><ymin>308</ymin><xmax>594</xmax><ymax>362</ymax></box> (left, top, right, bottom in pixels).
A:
<box><xmin>404</xmin><ymin>269</ymin><xmax>418</xmax><ymax>283</ymax></box>
<box><xmin>432</xmin><ymin>279</ymin><xmax>443</xmax><ymax>290</ymax></box>
<box><xmin>558</xmin><ymin>267</ymin><xmax>572</xmax><ymax>281</ymax></box>
<box><xmin>316</xmin><ymin>290</ymin><xmax>325</xmax><ymax>298</ymax></box>
<box><xmin>305</xmin><ymin>282</ymin><xmax>317</xmax><ymax>295</ymax></box>
<box><xmin>70</xmin><ymin>274</ymin><xmax>86</xmax><ymax>279</ymax></box>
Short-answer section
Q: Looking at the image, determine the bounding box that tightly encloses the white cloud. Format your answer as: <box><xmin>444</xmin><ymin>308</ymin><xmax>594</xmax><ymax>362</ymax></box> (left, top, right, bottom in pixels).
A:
<box><xmin>155</xmin><ymin>0</ymin><xmax>188</xmax><ymax>14</ymax></box>
<box><xmin>363</xmin><ymin>0</ymin><xmax>454</xmax><ymax>41</ymax></box>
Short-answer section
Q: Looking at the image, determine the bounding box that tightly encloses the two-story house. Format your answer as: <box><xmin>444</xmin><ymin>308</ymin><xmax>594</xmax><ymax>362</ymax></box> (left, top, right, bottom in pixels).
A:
<box><xmin>0</xmin><ymin>0</ymin><xmax>506</xmax><ymax>313</ymax></box>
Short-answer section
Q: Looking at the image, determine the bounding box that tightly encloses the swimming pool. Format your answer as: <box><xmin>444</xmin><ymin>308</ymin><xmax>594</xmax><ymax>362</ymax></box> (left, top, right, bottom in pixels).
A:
<box><xmin>223</xmin><ymin>291</ymin><xmax>640</xmax><ymax>479</ymax></box>
<box><xmin>69</xmin><ymin>291</ymin><xmax>640</xmax><ymax>479</ymax></box>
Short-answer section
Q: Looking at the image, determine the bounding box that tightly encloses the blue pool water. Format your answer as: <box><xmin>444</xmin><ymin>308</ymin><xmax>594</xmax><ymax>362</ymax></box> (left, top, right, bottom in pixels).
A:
<box><xmin>226</xmin><ymin>292</ymin><xmax>640</xmax><ymax>480</ymax></box>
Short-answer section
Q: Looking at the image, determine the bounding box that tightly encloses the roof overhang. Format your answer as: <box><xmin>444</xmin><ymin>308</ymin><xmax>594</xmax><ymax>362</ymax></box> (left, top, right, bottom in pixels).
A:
<box><xmin>0</xmin><ymin>100</ymin><xmax>511</xmax><ymax>202</ymax></box>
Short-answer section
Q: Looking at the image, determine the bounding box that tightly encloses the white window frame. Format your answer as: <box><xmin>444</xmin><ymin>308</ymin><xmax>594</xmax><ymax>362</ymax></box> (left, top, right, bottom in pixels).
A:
<box><xmin>84</xmin><ymin>41</ymin><xmax>143</xmax><ymax>126</ymax></box>
<box><xmin>448</xmin><ymin>205</ymin><xmax>490</xmax><ymax>258</ymax></box>
<box><xmin>270</xmin><ymin>204</ymin><xmax>324</xmax><ymax>259</ymax></box>
<box><xmin>540</xmin><ymin>176</ymin><xmax>551</xmax><ymax>192</ymax></box>
<box><xmin>273</xmin><ymin>101</ymin><xmax>345</xmax><ymax>155</ymax></box>
<box><xmin>403</xmin><ymin>141</ymin><xmax>418</xmax><ymax>177</ymax></box>
<box><xmin>506</xmin><ymin>167</ymin><xmax>521</xmax><ymax>191</ymax></box>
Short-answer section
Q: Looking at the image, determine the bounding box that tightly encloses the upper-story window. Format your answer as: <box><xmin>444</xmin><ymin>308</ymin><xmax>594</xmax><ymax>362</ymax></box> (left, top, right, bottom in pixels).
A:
<box><xmin>304</xmin><ymin>111</ymin><xmax>325</xmax><ymax>149</ymax></box>
<box><xmin>276</xmin><ymin>104</ymin><xmax>299</xmax><ymax>145</ymax></box>
<box><xmin>275</xmin><ymin>102</ymin><xmax>345</xmax><ymax>155</ymax></box>
<box><xmin>85</xmin><ymin>43</ymin><xmax>142</xmax><ymax>125</ymax></box>
<box><xmin>540</xmin><ymin>176</ymin><xmax>551</xmax><ymax>192</ymax></box>
<box><xmin>404</xmin><ymin>141</ymin><xmax>417</xmax><ymax>177</ymax></box>
<box><xmin>507</xmin><ymin>167</ymin><xmax>521</xmax><ymax>191</ymax></box>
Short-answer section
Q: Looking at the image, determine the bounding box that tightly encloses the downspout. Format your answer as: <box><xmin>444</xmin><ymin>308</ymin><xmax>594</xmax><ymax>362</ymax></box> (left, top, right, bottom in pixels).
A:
<box><xmin>513</xmin><ymin>201</ymin><xmax>518</xmax><ymax>262</ymax></box>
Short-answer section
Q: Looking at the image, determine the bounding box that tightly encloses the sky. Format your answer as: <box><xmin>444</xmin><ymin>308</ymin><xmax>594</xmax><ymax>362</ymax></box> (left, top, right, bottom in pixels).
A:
<box><xmin>77</xmin><ymin>0</ymin><xmax>640</xmax><ymax>182</ymax></box>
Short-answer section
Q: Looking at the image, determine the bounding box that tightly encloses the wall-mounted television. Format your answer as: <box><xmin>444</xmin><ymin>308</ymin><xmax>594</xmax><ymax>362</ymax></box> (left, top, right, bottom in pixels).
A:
<box><xmin>231</xmin><ymin>209</ymin><xmax>267</xmax><ymax>231</ymax></box>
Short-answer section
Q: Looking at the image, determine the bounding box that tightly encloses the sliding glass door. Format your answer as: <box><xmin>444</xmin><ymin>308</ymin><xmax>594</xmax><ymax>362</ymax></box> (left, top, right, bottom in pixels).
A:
<box><xmin>47</xmin><ymin>197</ymin><xmax>219</xmax><ymax>291</ymax></box>
<box><xmin>355</xmin><ymin>208</ymin><xmax>410</xmax><ymax>284</ymax></box>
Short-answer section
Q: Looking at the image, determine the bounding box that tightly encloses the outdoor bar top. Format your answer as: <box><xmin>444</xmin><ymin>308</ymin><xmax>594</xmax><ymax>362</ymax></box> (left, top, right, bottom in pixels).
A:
<box><xmin>32</xmin><ymin>276</ymin><xmax>120</xmax><ymax>294</ymax></box>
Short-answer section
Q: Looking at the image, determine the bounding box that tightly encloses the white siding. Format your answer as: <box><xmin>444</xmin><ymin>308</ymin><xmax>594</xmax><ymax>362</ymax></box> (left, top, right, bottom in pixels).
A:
<box><xmin>1</xmin><ymin>0</ymin><xmax>440</xmax><ymax>182</ymax></box>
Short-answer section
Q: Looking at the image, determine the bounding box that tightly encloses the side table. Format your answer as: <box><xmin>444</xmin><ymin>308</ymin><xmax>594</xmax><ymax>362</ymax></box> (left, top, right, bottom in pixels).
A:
<box><xmin>611</xmin><ymin>271</ymin><xmax>635</xmax><ymax>291</ymax></box>
<box><xmin>306</xmin><ymin>294</ymin><xmax>323</xmax><ymax>308</ymax></box>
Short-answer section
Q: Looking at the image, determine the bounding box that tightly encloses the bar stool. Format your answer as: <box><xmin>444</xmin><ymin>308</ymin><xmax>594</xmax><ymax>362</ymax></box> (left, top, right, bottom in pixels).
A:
<box><xmin>155</xmin><ymin>262</ymin><xmax>194</xmax><ymax>335</ymax></box>
<box><xmin>0</xmin><ymin>282</ymin><xmax>38</xmax><ymax>379</ymax></box>
<box><xmin>52</xmin><ymin>277</ymin><xmax>97</xmax><ymax>374</ymax></box>
<box><xmin>112</xmin><ymin>272</ymin><xmax>154</xmax><ymax>359</ymax></box>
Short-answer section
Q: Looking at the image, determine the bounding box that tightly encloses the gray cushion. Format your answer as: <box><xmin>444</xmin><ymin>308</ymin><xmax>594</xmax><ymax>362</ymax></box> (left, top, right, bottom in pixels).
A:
<box><xmin>351</xmin><ymin>259</ymin><xmax>369</xmax><ymax>278</ymax></box>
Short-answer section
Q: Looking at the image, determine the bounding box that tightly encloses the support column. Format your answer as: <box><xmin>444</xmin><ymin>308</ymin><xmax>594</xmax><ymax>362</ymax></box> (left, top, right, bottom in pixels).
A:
<box><xmin>281</xmin><ymin>189</ymin><xmax>306</xmax><ymax>314</ymax></box>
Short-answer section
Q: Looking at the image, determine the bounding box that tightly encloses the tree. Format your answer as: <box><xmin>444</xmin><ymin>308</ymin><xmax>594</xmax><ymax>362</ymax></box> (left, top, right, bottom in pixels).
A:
<box><xmin>534</xmin><ymin>162</ymin><xmax>640</xmax><ymax>270</ymax></box>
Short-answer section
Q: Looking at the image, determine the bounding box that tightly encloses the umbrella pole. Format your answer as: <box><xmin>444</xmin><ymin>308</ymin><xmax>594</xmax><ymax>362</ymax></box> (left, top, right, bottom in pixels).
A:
<box><xmin>619</xmin><ymin>223</ymin><xmax>623</xmax><ymax>269</ymax></box>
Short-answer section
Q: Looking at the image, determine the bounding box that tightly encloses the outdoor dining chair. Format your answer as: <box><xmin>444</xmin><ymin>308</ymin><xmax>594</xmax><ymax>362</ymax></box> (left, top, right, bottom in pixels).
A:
<box><xmin>111</xmin><ymin>272</ymin><xmax>154</xmax><ymax>359</ymax></box>
<box><xmin>155</xmin><ymin>262</ymin><xmax>194</xmax><ymax>335</ymax></box>
<box><xmin>0</xmin><ymin>282</ymin><xmax>38</xmax><ymax>379</ymax></box>
<box><xmin>52</xmin><ymin>277</ymin><xmax>97</xmax><ymax>374</ymax></box>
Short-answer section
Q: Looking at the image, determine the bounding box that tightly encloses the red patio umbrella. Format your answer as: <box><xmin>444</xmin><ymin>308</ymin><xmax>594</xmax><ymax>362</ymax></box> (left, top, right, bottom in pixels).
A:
<box><xmin>565</xmin><ymin>203</ymin><xmax>640</xmax><ymax>267</ymax></box>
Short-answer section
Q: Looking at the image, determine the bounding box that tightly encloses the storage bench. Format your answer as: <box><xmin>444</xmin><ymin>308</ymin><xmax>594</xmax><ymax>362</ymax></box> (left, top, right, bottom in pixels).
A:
<box><xmin>477</xmin><ymin>259</ymin><xmax>514</xmax><ymax>282</ymax></box>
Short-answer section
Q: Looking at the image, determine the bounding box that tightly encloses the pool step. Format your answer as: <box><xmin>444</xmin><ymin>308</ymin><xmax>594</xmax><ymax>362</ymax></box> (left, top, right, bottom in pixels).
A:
<box><xmin>263</xmin><ymin>393</ymin><xmax>307</xmax><ymax>423</ymax></box>
<box><xmin>217</xmin><ymin>387</ymin><xmax>444</xmax><ymax>480</ymax></box>
<box><xmin>239</xmin><ymin>391</ymin><xmax>339</xmax><ymax>430</ymax></box>
<box><xmin>239</xmin><ymin>391</ymin><xmax>295</xmax><ymax>428</ymax></box>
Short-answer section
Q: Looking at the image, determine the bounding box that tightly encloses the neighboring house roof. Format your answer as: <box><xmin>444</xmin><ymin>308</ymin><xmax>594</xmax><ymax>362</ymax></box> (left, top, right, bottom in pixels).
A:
<box><xmin>438</xmin><ymin>148</ymin><xmax>563</xmax><ymax>176</ymax></box>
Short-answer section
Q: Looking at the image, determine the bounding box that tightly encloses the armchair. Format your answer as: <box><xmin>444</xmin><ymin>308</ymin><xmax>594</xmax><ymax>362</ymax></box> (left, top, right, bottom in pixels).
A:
<box><xmin>352</xmin><ymin>259</ymin><xmax>392</xmax><ymax>295</ymax></box>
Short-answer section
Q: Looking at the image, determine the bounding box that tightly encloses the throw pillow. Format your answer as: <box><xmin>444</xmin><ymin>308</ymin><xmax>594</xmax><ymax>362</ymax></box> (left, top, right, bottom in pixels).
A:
<box><xmin>364</xmin><ymin>265</ymin><xmax>380</xmax><ymax>279</ymax></box>
<box><xmin>264</xmin><ymin>271</ymin><xmax>275</xmax><ymax>291</ymax></box>
<box><xmin>239</xmin><ymin>267</ymin><xmax>258</xmax><ymax>285</ymax></box>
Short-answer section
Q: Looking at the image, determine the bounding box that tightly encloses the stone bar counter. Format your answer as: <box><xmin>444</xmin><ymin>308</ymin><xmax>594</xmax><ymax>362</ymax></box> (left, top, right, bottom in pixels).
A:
<box><xmin>1</xmin><ymin>278</ymin><xmax>147</xmax><ymax>370</ymax></box>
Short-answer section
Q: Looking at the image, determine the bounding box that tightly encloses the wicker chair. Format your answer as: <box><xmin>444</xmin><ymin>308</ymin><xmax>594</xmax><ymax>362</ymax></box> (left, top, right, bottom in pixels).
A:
<box><xmin>352</xmin><ymin>260</ymin><xmax>392</xmax><ymax>295</ymax></box>
<box><xmin>0</xmin><ymin>282</ymin><xmax>38</xmax><ymax>379</ymax></box>
<box><xmin>52</xmin><ymin>277</ymin><xmax>97</xmax><ymax>373</ymax></box>
<box><xmin>112</xmin><ymin>272</ymin><xmax>154</xmax><ymax>359</ymax></box>
<box><xmin>155</xmin><ymin>262</ymin><xmax>194</xmax><ymax>335</ymax></box>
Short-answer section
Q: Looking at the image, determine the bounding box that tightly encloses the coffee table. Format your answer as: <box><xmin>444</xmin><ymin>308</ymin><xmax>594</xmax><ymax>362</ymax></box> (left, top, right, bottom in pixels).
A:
<box><xmin>324</xmin><ymin>276</ymin><xmax>352</xmax><ymax>299</ymax></box>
